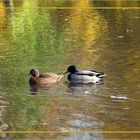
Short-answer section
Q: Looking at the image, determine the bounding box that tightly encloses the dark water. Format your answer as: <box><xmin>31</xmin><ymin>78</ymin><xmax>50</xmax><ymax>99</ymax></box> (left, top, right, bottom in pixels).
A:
<box><xmin>0</xmin><ymin>0</ymin><xmax>140</xmax><ymax>139</ymax></box>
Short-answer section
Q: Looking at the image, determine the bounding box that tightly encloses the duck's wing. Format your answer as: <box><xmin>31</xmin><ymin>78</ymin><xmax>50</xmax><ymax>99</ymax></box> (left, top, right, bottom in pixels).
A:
<box><xmin>40</xmin><ymin>73</ymin><xmax>64</xmax><ymax>82</ymax></box>
<box><xmin>75</xmin><ymin>70</ymin><xmax>97</xmax><ymax>76</ymax></box>
<box><xmin>90</xmin><ymin>70</ymin><xmax>105</xmax><ymax>78</ymax></box>
<box><xmin>40</xmin><ymin>73</ymin><xmax>58</xmax><ymax>78</ymax></box>
<box><xmin>76</xmin><ymin>70</ymin><xmax>105</xmax><ymax>77</ymax></box>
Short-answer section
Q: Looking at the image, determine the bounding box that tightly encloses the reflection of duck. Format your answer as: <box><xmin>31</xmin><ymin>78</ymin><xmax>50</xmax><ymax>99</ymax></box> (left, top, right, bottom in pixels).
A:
<box><xmin>29</xmin><ymin>69</ymin><xmax>63</xmax><ymax>86</ymax></box>
<box><xmin>64</xmin><ymin>65</ymin><xmax>106</xmax><ymax>84</ymax></box>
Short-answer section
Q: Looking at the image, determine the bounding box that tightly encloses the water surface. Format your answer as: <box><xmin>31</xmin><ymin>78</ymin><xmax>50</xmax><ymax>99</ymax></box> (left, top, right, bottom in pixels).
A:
<box><xmin>0</xmin><ymin>0</ymin><xmax>140</xmax><ymax>139</ymax></box>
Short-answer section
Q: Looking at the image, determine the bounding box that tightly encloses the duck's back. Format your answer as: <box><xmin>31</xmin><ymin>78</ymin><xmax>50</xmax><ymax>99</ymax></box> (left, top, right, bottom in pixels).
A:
<box><xmin>70</xmin><ymin>73</ymin><xmax>99</xmax><ymax>84</ymax></box>
<box><xmin>40</xmin><ymin>72</ymin><xmax>59</xmax><ymax>78</ymax></box>
<box><xmin>30</xmin><ymin>73</ymin><xmax>63</xmax><ymax>85</ymax></box>
<box><xmin>40</xmin><ymin>73</ymin><xmax>63</xmax><ymax>83</ymax></box>
<box><xmin>69</xmin><ymin>70</ymin><xmax>104</xmax><ymax>84</ymax></box>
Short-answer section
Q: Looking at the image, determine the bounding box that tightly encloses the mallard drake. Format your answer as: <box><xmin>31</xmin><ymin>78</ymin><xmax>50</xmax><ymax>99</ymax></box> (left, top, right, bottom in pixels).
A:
<box><xmin>64</xmin><ymin>65</ymin><xmax>105</xmax><ymax>84</ymax></box>
<box><xmin>29</xmin><ymin>69</ymin><xmax>63</xmax><ymax>86</ymax></box>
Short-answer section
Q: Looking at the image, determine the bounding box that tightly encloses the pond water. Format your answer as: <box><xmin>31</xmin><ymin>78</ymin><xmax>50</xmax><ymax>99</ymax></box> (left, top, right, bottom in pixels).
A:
<box><xmin>0</xmin><ymin>0</ymin><xmax>140</xmax><ymax>139</ymax></box>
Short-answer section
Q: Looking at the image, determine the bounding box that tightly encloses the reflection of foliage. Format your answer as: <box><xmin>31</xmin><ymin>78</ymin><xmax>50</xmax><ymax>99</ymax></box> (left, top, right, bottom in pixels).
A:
<box><xmin>11</xmin><ymin>9</ymin><xmax>54</xmax><ymax>60</ymax></box>
<box><xmin>0</xmin><ymin>4</ymin><xmax>64</xmax><ymax>131</ymax></box>
<box><xmin>5</xmin><ymin>93</ymin><xmax>50</xmax><ymax>130</ymax></box>
<box><xmin>0</xmin><ymin>8</ymin><xmax>66</xmax><ymax>70</ymax></box>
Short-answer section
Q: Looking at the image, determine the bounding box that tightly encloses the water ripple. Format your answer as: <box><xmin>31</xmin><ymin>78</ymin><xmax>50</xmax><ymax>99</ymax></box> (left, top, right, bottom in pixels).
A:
<box><xmin>67</xmin><ymin>120</ymin><xmax>104</xmax><ymax>128</ymax></box>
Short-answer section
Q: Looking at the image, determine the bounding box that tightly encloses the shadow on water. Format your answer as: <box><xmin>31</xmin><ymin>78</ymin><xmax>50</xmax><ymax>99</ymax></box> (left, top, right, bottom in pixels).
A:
<box><xmin>68</xmin><ymin>81</ymin><xmax>104</xmax><ymax>89</ymax></box>
<box><xmin>29</xmin><ymin>83</ymin><xmax>61</xmax><ymax>95</ymax></box>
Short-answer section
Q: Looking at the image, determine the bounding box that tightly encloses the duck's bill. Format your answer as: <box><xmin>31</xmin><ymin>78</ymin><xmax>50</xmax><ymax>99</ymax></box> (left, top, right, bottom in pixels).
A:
<box><xmin>63</xmin><ymin>71</ymin><xmax>68</xmax><ymax>74</ymax></box>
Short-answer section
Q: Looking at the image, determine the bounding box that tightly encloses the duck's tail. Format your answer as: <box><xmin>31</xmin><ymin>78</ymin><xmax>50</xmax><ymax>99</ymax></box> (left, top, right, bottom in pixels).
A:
<box><xmin>96</xmin><ymin>72</ymin><xmax>106</xmax><ymax>78</ymax></box>
<box><xmin>57</xmin><ymin>75</ymin><xmax>64</xmax><ymax>81</ymax></box>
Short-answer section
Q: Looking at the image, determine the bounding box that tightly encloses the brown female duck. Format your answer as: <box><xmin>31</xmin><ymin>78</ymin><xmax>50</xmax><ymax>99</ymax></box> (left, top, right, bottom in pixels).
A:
<box><xmin>29</xmin><ymin>69</ymin><xmax>63</xmax><ymax>86</ymax></box>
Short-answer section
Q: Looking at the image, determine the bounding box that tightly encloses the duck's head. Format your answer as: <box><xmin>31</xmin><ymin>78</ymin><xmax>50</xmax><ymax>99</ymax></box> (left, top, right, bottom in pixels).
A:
<box><xmin>29</xmin><ymin>69</ymin><xmax>40</xmax><ymax>77</ymax></box>
<box><xmin>64</xmin><ymin>65</ymin><xmax>77</xmax><ymax>74</ymax></box>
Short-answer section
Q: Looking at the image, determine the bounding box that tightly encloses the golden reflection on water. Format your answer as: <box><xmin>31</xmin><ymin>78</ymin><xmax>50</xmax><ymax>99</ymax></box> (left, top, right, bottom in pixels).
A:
<box><xmin>68</xmin><ymin>0</ymin><xmax>97</xmax><ymax>47</ymax></box>
<box><xmin>7</xmin><ymin>0</ymin><xmax>109</xmax><ymax>69</ymax></box>
<box><xmin>0</xmin><ymin>1</ymin><xmax>7</xmax><ymax>34</ymax></box>
<box><xmin>64</xmin><ymin>0</ymin><xmax>108</xmax><ymax>67</ymax></box>
<box><xmin>125</xmin><ymin>50</ymin><xmax>140</xmax><ymax>90</ymax></box>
